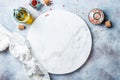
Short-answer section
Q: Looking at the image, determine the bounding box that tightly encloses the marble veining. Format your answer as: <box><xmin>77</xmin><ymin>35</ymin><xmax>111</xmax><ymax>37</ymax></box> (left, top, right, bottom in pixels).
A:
<box><xmin>27</xmin><ymin>10</ymin><xmax>92</xmax><ymax>74</ymax></box>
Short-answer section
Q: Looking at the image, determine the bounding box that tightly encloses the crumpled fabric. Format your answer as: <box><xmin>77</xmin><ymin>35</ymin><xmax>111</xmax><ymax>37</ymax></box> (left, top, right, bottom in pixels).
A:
<box><xmin>9</xmin><ymin>33</ymin><xmax>32</xmax><ymax>62</ymax></box>
<box><xmin>0</xmin><ymin>24</ymin><xmax>10</xmax><ymax>51</ymax></box>
<box><xmin>0</xmin><ymin>33</ymin><xmax>9</xmax><ymax>51</ymax></box>
<box><xmin>0</xmin><ymin>24</ymin><xmax>50</xmax><ymax>80</ymax></box>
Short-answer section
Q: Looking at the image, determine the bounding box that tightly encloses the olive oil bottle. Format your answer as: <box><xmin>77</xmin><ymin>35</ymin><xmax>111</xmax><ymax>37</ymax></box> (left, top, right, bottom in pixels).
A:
<box><xmin>13</xmin><ymin>7</ymin><xmax>34</xmax><ymax>25</ymax></box>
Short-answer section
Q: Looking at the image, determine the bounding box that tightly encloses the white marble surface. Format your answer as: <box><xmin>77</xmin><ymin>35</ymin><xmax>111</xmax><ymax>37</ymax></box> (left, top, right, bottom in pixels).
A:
<box><xmin>0</xmin><ymin>0</ymin><xmax>120</xmax><ymax>80</ymax></box>
<box><xmin>27</xmin><ymin>10</ymin><xmax>92</xmax><ymax>74</ymax></box>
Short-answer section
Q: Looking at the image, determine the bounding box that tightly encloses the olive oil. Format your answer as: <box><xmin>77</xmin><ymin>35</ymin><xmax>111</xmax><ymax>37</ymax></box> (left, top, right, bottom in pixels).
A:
<box><xmin>14</xmin><ymin>7</ymin><xmax>34</xmax><ymax>25</ymax></box>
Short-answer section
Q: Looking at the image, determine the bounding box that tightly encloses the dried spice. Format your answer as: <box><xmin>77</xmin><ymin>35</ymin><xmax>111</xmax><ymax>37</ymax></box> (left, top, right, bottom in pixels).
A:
<box><xmin>105</xmin><ymin>20</ymin><xmax>112</xmax><ymax>28</ymax></box>
<box><xmin>44</xmin><ymin>0</ymin><xmax>52</xmax><ymax>5</ymax></box>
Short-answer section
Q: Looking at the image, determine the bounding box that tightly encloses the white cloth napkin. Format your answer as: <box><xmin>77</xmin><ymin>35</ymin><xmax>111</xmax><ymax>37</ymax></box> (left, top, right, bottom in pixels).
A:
<box><xmin>0</xmin><ymin>24</ymin><xmax>50</xmax><ymax>80</ymax></box>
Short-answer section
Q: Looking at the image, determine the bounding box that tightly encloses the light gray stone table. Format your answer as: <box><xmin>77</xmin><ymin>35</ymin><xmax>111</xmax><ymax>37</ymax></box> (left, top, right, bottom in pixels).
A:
<box><xmin>0</xmin><ymin>0</ymin><xmax>120</xmax><ymax>80</ymax></box>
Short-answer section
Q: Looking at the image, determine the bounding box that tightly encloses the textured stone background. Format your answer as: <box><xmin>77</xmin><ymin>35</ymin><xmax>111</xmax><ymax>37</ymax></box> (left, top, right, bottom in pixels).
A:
<box><xmin>0</xmin><ymin>0</ymin><xmax>120</xmax><ymax>80</ymax></box>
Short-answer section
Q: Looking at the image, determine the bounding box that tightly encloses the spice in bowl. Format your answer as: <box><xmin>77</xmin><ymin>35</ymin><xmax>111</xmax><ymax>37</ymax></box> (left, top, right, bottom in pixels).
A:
<box><xmin>29</xmin><ymin>0</ymin><xmax>43</xmax><ymax>10</ymax></box>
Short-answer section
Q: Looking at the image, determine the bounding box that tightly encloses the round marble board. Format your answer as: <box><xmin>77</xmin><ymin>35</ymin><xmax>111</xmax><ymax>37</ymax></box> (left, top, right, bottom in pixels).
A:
<box><xmin>27</xmin><ymin>10</ymin><xmax>92</xmax><ymax>74</ymax></box>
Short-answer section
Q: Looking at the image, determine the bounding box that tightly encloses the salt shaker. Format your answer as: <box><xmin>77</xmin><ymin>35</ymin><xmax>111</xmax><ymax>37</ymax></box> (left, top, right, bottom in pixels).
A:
<box><xmin>88</xmin><ymin>8</ymin><xmax>105</xmax><ymax>25</ymax></box>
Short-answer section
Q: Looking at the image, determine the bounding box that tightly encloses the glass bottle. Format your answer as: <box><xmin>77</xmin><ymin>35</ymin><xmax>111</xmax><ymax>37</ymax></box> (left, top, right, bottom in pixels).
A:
<box><xmin>13</xmin><ymin>7</ymin><xmax>34</xmax><ymax>25</ymax></box>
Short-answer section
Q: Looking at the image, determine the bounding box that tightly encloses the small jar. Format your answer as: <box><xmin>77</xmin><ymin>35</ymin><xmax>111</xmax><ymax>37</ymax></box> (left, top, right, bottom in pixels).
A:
<box><xmin>88</xmin><ymin>8</ymin><xmax>104</xmax><ymax>25</ymax></box>
<box><xmin>29</xmin><ymin>0</ymin><xmax>43</xmax><ymax>10</ymax></box>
